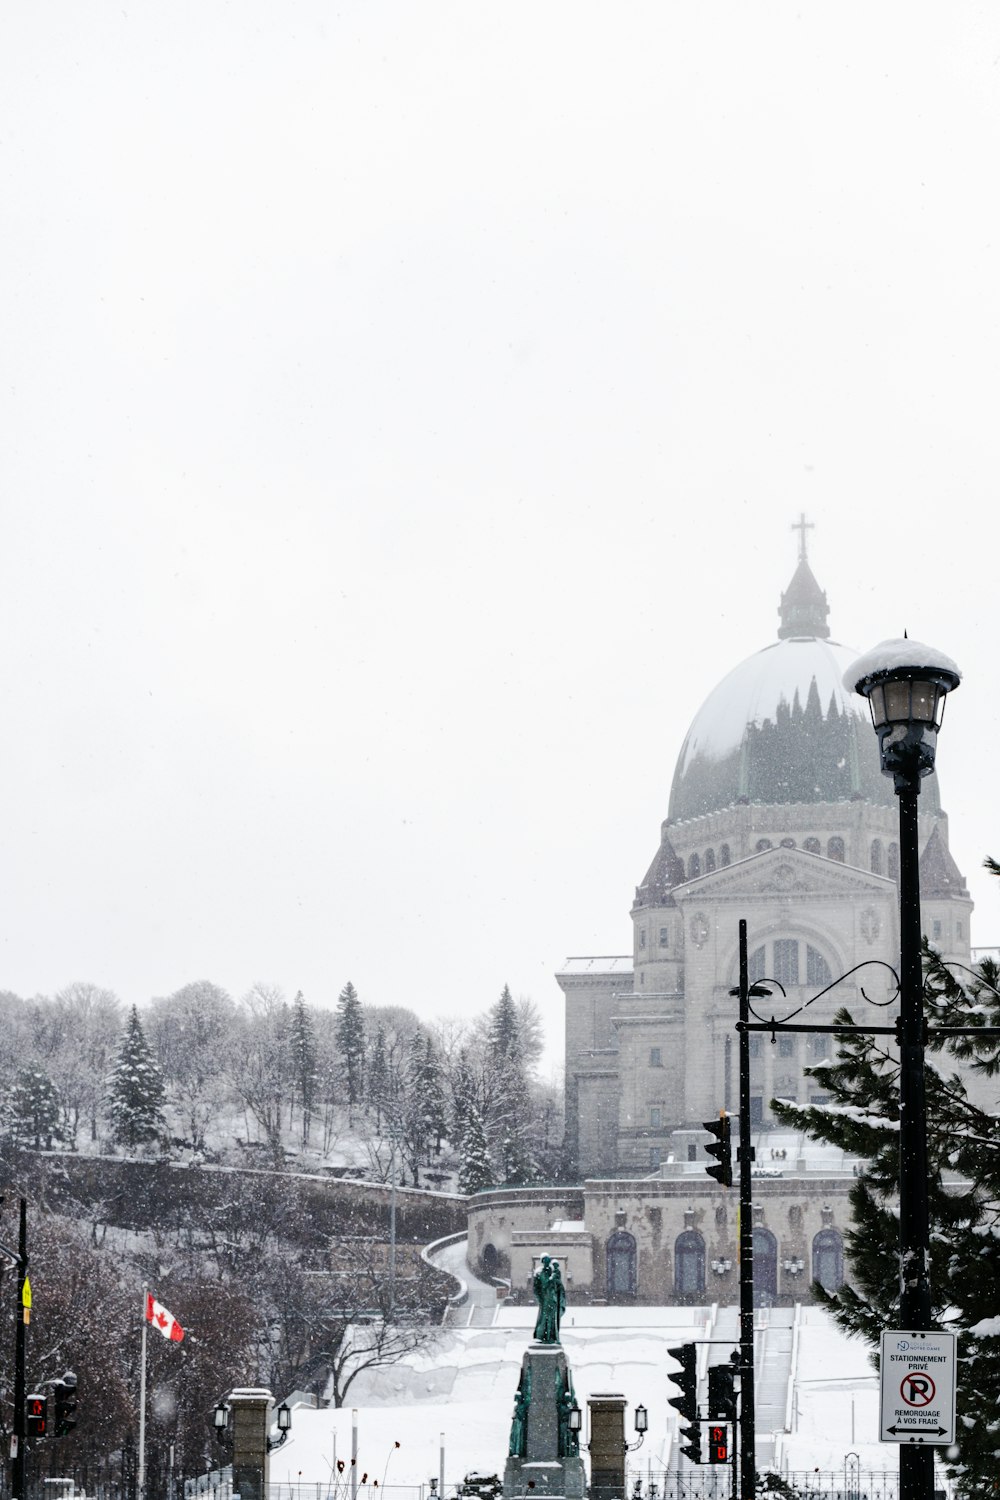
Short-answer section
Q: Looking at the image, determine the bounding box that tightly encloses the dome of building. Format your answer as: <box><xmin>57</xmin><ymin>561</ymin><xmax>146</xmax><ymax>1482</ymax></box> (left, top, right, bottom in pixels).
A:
<box><xmin>667</xmin><ymin>556</ymin><xmax>942</xmax><ymax>824</ymax></box>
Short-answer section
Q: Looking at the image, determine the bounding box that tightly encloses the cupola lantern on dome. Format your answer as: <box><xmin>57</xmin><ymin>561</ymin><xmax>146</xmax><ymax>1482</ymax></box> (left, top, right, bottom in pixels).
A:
<box><xmin>778</xmin><ymin>513</ymin><xmax>830</xmax><ymax>639</ymax></box>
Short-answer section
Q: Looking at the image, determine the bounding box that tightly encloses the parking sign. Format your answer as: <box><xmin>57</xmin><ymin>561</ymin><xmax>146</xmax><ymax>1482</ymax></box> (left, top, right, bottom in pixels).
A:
<box><xmin>879</xmin><ymin>1330</ymin><xmax>957</xmax><ymax>1445</ymax></box>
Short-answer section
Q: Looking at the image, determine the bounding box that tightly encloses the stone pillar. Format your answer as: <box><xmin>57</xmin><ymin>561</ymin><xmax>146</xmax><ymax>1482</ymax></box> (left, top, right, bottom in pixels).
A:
<box><xmin>229</xmin><ymin>1387</ymin><xmax>274</xmax><ymax>1500</ymax></box>
<box><xmin>502</xmin><ymin>1345</ymin><xmax>585</xmax><ymax>1499</ymax></box>
<box><xmin>587</xmin><ymin>1394</ymin><xmax>626</xmax><ymax>1500</ymax></box>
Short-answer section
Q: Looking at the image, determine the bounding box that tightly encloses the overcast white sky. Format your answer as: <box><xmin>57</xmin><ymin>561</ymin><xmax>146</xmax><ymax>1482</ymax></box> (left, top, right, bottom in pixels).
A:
<box><xmin>4</xmin><ymin>3</ymin><xmax>1000</xmax><ymax>1069</ymax></box>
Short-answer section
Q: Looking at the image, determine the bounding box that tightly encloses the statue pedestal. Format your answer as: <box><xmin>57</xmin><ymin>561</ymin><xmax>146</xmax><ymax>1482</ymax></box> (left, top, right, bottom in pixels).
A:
<box><xmin>502</xmin><ymin>1345</ymin><xmax>585</xmax><ymax>1500</ymax></box>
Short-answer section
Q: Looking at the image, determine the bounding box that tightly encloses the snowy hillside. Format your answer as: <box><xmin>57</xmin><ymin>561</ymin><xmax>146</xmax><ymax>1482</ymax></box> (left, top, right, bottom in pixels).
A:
<box><xmin>268</xmin><ymin>1304</ymin><xmax>946</xmax><ymax>1494</ymax></box>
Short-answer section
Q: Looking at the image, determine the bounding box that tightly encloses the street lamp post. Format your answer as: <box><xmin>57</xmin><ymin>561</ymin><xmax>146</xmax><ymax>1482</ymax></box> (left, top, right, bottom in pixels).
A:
<box><xmin>849</xmin><ymin>636</ymin><xmax>961</xmax><ymax>1500</ymax></box>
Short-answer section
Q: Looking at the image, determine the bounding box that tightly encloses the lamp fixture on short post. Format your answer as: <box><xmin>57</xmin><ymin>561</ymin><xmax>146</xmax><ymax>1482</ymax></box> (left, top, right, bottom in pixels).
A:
<box><xmin>849</xmin><ymin>635</ymin><xmax>961</xmax><ymax>1500</ymax></box>
<box><xmin>626</xmin><ymin>1404</ymin><xmax>648</xmax><ymax>1451</ymax></box>
<box><xmin>267</xmin><ymin>1401</ymin><xmax>292</xmax><ymax>1451</ymax></box>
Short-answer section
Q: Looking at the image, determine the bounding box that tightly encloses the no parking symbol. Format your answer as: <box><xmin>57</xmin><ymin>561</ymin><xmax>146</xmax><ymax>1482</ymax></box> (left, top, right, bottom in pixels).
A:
<box><xmin>879</xmin><ymin>1331</ymin><xmax>956</xmax><ymax>1446</ymax></box>
<box><xmin>900</xmin><ymin>1371</ymin><xmax>935</xmax><ymax>1407</ymax></box>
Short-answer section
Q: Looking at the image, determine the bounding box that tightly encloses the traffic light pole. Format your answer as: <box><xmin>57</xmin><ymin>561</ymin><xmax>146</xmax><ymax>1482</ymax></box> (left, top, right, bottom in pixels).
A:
<box><xmin>737</xmin><ymin>921</ymin><xmax>756</xmax><ymax>1500</ymax></box>
<box><xmin>13</xmin><ymin>1198</ymin><xmax>27</xmax><ymax>1500</ymax></box>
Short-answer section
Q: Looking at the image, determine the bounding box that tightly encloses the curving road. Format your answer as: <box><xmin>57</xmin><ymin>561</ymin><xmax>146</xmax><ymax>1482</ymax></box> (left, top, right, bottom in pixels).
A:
<box><xmin>428</xmin><ymin>1237</ymin><xmax>502</xmax><ymax>1326</ymax></box>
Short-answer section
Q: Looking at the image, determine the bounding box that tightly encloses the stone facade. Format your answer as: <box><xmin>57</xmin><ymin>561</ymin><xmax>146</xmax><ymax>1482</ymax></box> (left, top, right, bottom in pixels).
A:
<box><xmin>467</xmin><ymin>1157</ymin><xmax>862</xmax><ymax>1307</ymax></box>
<box><xmin>558</xmin><ymin>547</ymin><xmax>980</xmax><ymax>1181</ymax></box>
<box><xmin>461</xmin><ymin>540</ymin><xmax>986</xmax><ymax>1310</ymax></box>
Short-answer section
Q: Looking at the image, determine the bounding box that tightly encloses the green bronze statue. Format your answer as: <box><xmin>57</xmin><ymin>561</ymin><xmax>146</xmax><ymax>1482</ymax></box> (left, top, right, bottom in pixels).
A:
<box><xmin>508</xmin><ymin>1366</ymin><xmax>531</xmax><ymax>1457</ymax></box>
<box><xmin>532</xmin><ymin>1255</ymin><xmax>566</xmax><ymax>1344</ymax></box>
<box><xmin>557</xmin><ymin>1369</ymin><xmax>580</xmax><ymax>1458</ymax></box>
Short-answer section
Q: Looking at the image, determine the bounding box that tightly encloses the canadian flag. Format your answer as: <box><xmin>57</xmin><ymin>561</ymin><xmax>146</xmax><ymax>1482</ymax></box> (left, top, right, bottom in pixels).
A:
<box><xmin>146</xmin><ymin>1293</ymin><xmax>184</xmax><ymax>1343</ymax></box>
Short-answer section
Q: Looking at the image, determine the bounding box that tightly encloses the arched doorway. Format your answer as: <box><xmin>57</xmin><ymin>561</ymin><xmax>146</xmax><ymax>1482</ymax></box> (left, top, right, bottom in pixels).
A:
<box><xmin>812</xmin><ymin>1228</ymin><xmax>844</xmax><ymax>1292</ymax></box>
<box><xmin>481</xmin><ymin>1243</ymin><xmax>499</xmax><ymax>1278</ymax></box>
<box><xmin>606</xmin><ymin>1230</ymin><xmax>637</xmax><ymax>1298</ymax></box>
<box><xmin>753</xmin><ymin>1227</ymin><xmax>778</xmax><ymax>1306</ymax></box>
<box><xmin>674</xmin><ymin>1230</ymin><xmax>706</xmax><ymax>1296</ymax></box>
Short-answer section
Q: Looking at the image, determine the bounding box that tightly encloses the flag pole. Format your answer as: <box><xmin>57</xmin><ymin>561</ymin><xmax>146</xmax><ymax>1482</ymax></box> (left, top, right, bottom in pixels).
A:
<box><xmin>138</xmin><ymin>1284</ymin><xmax>148</xmax><ymax>1500</ymax></box>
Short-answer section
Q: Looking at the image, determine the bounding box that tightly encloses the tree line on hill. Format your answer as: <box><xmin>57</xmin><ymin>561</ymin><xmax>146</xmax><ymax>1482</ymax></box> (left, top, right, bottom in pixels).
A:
<box><xmin>0</xmin><ymin>977</ymin><xmax>564</xmax><ymax>1190</ymax></box>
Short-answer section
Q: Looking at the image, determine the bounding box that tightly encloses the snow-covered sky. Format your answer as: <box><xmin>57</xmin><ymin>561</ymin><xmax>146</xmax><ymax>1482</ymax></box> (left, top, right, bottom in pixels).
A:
<box><xmin>4</xmin><ymin>4</ymin><xmax>1000</xmax><ymax>1069</ymax></box>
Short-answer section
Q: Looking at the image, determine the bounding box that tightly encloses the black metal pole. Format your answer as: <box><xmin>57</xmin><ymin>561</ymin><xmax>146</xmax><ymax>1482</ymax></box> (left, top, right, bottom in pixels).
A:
<box><xmin>896</xmin><ymin>782</ymin><xmax>934</xmax><ymax>1500</ymax></box>
<box><xmin>13</xmin><ymin>1197</ymin><xmax>27</xmax><ymax>1500</ymax></box>
<box><xmin>737</xmin><ymin>920</ymin><xmax>755</xmax><ymax>1500</ymax></box>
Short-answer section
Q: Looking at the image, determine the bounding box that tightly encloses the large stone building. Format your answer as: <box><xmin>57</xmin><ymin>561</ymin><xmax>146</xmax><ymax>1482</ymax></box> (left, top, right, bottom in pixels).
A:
<box><xmin>558</xmin><ymin>535</ymin><xmax>976</xmax><ymax>1179</ymax></box>
<box><xmin>465</xmin><ymin>529</ymin><xmax>983</xmax><ymax>1308</ymax></box>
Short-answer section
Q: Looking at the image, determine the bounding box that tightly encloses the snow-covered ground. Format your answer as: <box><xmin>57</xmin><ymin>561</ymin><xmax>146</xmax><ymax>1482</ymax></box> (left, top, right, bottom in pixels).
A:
<box><xmin>266</xmin><ymin>1302</ymin><xmax>946</xmax><ymax>1495</ymax></box>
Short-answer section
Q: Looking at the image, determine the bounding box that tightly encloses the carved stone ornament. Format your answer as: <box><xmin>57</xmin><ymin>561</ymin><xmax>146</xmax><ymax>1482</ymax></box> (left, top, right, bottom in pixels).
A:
<box><xmin>860</xmin><ymin>908</ymin><xmax>881</xmax><ymax>944</ymax></box>
<box><xmin>690</xmin><ymin>913</ymin><xmax>709</xmax><ymax>948</ymax></box>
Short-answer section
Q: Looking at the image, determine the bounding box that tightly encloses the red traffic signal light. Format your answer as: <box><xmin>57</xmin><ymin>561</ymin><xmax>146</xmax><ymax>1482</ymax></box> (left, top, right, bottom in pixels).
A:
<box><xmin>707</xmin><ymin>1424</ymin><xmax>729</xmax><ymax>1464</ymax></box>
<box><xmin>26</xmin><ymin>1393</ymin><xmax>48</xmax><ymax>1438</ymax></box>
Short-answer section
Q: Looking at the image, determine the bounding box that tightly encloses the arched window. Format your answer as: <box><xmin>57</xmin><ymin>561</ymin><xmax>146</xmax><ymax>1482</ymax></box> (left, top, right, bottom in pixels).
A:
<box><xmin>756</xmin><ymin>838</ymin><xmax>772</xmax><ymax>852</ymax></box>
<box><xmin>804</xmin><ymin>837</ymin><xmax>821</xmax><ymax>855</ymax></box>
<box><xmin>720</xmin><ymin>844</ymin><xmax>731</xmax><ymax>867</ymax></box>
<box><xmin>674</xmin><ymin>1230</ymin><xmax>705</xmax><ymax>1295</ymax></box>
<box><xmin>688</xmin><ymin>853</ymin><xmax>701</xmax><ymax>879</ymax></box>
<box><xmin>871</xmin><ymin>839</ymin><xmax>883</xmax><ymax>875</ymax></box>
<box><xmin>888</xmin><ymin>843</ymin><xmax>899</xmax><ymax>881</ymax></box>
<box><xmin>827</xmin><ymin>836</ymin><xmax>845</xmax><ymax>863</ymax></box>
<box><xmin>606</xmin><ymin>1231</ymin><xmax>637</xmax><ymax>1298</ymax></box>
<box><xmin>806</xmin><ymin>945</ymin><xmax>832</xmax><ymax>986</ymax></box>
<box><xmin>812</xmin><ymin>1228</ymin><xmax>844</xmax><ymax>1292</ymax></box>
<box><xmin>705</xmin><ymin>848</ymin><xmax>716</xmax><ymax>873</ymax></box>
<box><xmin>774</xmin><ymin>939</ymin><xmax>799</xmax><ymax>985</ymax></box>
<box><xmin>753</xmin><ymin>1228</ymin><xmax>778</xmax><ymax>1307</ymax></box>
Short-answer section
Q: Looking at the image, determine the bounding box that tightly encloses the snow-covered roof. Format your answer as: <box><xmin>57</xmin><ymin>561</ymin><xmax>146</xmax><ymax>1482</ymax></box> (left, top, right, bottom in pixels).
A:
<box><xmin>557</xmin><ymin>956</ymin><xmax>632</xmax><ymax>976</ymax></box>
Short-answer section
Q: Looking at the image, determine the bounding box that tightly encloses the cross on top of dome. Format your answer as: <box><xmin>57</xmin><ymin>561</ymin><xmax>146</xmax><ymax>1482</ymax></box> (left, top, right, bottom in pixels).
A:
<box><xmin>779</xmin><ymin>513</ymin><xmax>829</xmax><ymax>639</ymax></box>
<box><xmin>792</xmin><ymin>511</ymin><xmax>814</xmax><ymax>562</ymax></box>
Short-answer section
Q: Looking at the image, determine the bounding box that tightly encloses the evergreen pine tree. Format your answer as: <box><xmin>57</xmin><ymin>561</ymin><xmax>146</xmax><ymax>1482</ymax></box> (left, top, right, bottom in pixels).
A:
<box><xmin>487</xmin><ymin>984</ymin><xmax>520</xmax><ymax>1061</ymax></box>
<box><xmin>450</xmin><ymin>1048</ymin><xmax>476</xmax><ymax>1149</ymax></box>
<box><xmin>773</xmin><ymin>913</ymin><xmax>1000</xmax><ymax>1500</ymax></box>
<box><xmin>106</xmin><ymin>1005</ymin><xmax>166</xmax><ymax>1150</ymax></box>
<box><xmin>9</xmin><ymin>1068</ymin><xmax>63</xmax><ymax>1150</ymax></box>
<box><xmin>335</xmin><ymin>982</ymin><xmax>366</xmax><ymax>1116</ymax></box>
<box><xmin>419</xmin><ymin>1033</ymin><xmax>448</xmax><ymax>1159</ymax></box>
<box><xmin>288</xmin><ymin>991</ymin><xmax>317</xmax><ymax>1145</ymax></box>
<box><xmin>368</xmin><ymin>1023</ymin><xmax>389</xmax><ymax>1129</ymax></box>
<box><xmin>485</xmin><ymin>985</ymin><xmax>535</xmax><ymax>1185</ymax></box>
<box><xmin>457</xmin><ymin>1105</ymin><xmax>493</xmax><ymax>1195</ymax></box>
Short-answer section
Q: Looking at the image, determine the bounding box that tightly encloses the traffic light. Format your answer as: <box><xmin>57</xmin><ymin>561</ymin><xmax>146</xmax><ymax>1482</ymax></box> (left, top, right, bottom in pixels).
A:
<box><xmin>666</xmin><ymin>1343</ymin><xmax>697</xmax><ymax>1422</ymax></box>
<box><xmin>26</xmin><ymin>1393</ymin><xmax>47</xmax><ymax>1439</ymax></box>
<box><xmin>703</xmin><ymin>1110</ymin><xmax>732</xmax><ymax>1188</ymax></box>
<box><xmin>707</xmin><ymin>1363</ymin><xmax>736</xmax><ymax>1421</ymax></box>
<box><xmin>706</xmin><ymin>1424</ymin><xmax>729</xmax><ymax>1465</ymax></box>
<box><xmin>679</xmin><ymin>1420</ymin><xmax>702</xmax><ymax>1465</ymax></box>
<box><xmin>667</xmin><ymin>1344</ymin><xmax>701</xmax><ymax>1464</ymax></box>
<box><xmin>54</xmin><ymin>1373</ymin><xmax>78</xmax><ymax>1436</ymax></box>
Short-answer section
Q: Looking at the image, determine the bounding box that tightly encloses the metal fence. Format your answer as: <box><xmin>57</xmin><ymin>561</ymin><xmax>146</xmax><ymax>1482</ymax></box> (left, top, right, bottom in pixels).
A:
<box><xmin>180</xmin><ymin>1478</ymin><xmax>921</xmax><ymax>1500</ymax></box>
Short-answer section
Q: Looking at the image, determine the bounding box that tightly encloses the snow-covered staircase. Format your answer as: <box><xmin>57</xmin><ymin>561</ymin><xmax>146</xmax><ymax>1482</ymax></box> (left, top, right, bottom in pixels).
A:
<box><xmin>753</xmin><ymin>1306</ymin><xmax>795</xmax><ymax>1466</ymax></box>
